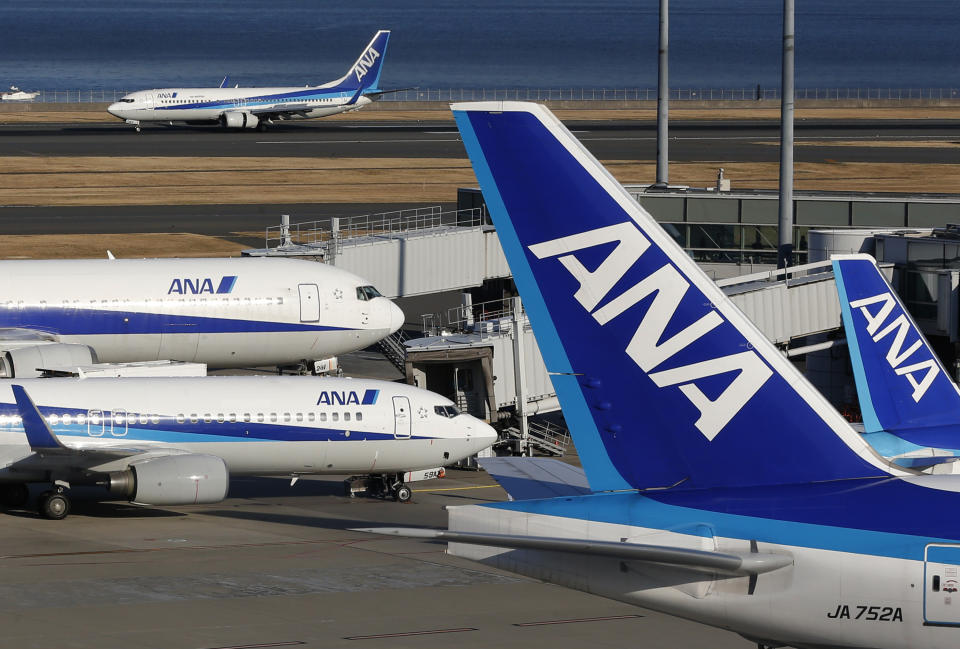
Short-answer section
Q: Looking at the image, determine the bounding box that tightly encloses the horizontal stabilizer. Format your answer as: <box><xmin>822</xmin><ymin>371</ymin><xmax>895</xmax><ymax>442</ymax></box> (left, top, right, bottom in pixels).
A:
<box><xmin>356</xmin><ymin>527</ymin><xmax>793</xmax><ymax>576</ymax></box>
<box><xmin>479</xmin><ymin>457</ymin><xmax>591</xmax><ymax>500</ymax></box>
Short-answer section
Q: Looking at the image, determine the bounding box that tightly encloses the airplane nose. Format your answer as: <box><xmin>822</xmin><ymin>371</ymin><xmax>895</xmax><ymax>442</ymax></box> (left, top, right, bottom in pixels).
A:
<box><xmin>474</xmin><ymin>420</ymin><xmax>499</xmax><ymax>451</ymax></box>
<box><xmin>107</xmin><ymin>102</ymin><xmax>123</xmax><ymax>117</ymax></box>
<box><xmin>388</xmin><ymin>300</ymin><xmax>404</xmax><ymax>335</ymax></box>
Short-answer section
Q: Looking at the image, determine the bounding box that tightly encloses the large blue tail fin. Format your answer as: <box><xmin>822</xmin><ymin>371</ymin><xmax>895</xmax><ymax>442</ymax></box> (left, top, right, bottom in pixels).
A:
<box><xmin>833</xmin><ymin>253</ymin><xmax>960</xmax><ymax>450</ymax></box>
<box><xmin>453</xmin><ymin>102</ymin><xmax>901</xmax><ymax>491</ymax></box>
<box><xmin>329</xmin><ymin>30</ymin><xmax>390</xmax><ymax>93</ymax></box>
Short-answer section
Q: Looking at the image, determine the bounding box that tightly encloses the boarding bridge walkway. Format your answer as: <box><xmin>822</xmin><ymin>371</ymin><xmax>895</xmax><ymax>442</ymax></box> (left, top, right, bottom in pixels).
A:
<box><xmin>243</xmin><ymin>209</ymin><xmax>844</xmax><ymax>345</ymax></box>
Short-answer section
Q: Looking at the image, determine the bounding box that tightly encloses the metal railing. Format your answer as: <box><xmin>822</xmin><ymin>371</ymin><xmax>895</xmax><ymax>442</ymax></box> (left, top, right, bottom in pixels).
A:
<box><xmin>265</xmin><ymin>206</ymin><xmax>486</xmax><ymax>251</ymax></box>
<box><xmin>420</xmin><ymin>296</ymin><xmax>522</xmax><ymax>340</ymax></box>
<box><xmin>11</xmin><ymin>87</ymin><xmax>960</xmax><ymax>104</ymax></box>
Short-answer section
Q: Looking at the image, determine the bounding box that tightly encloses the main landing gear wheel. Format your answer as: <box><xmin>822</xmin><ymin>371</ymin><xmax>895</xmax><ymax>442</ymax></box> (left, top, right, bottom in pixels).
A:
<box><xmin>0</xmin><ymin>483</ymin><xmax>29</xmax><ymax>508</ymax></box>
<box><xmin>393</xmin><ymin>484</ymin><xmax>412</xmax><ymax>503</ymax></box>
<box><xmin>38</xmin><ymin>491</ymin><xmax>70</xmax><ymax>520</ymax></box>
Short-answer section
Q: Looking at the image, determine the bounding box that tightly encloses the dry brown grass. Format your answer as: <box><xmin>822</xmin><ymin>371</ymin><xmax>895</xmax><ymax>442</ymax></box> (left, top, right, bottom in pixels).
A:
<box><xmin>0</xmin><ymin>233</ymin><xmax>246</xmax><ymax>260</ymax></box>
<box><xmin>2</xmin><ymin>156</ymin><xmax>959</xmax><ymax>206</ymax></box>
<box><xmin>0</xmin><ymin>156</ymin><xmax>475</xmax><ymax>206</ymax></box>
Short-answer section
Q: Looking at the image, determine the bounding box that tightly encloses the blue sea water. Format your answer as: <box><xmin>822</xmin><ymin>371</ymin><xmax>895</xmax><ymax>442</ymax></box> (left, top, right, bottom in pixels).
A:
<box><xmin>0</xmin><ymin>0</ymin><xmax>957</xmax><ymax>91</ymax></box>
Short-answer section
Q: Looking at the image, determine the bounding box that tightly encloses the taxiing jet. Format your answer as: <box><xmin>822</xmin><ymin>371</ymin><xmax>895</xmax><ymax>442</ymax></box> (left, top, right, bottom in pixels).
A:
<box><xmin>0</xmin><ymin>257</ymin><xmax>403</xmax><ymax>376</ymax></box>
<box><xmin>108</xmin><ymin>30</ymin><xmax>391</xmax><ymax>132</ymax></box>
<box><xmin>0</xmin><ymin>376</ymin><xmax>496</xmax><ymax>519</ymax></box>
<box><xmin>834</xmin><ymin>253</ymin><xmax>960</xmax><ymax>470</ymax></box>
<box><xmin>362</xmin><ymin>102</ymin><xmax>960</xmax><ymax>648</ymax></box>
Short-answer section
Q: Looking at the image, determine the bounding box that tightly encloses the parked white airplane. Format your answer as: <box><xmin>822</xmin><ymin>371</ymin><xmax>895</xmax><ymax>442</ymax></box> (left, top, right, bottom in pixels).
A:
<box><xmin>0</xmin><ymin>257</ymin><xmax>403</xmax><ymax>376</ymax></box>
<box><xmin>108</xmin><ymin>30</ymin><xmax>391</xmax><ymax>132</ymax></box>
<box><xmin>362</xmin><ymin>102</ymin><xmax>960</xmax><ymax>648</ymax></box>
<box><xmin>0</xmin><ymin>376</ymin><xmax>496</xmax><ymax>518</ymax></box>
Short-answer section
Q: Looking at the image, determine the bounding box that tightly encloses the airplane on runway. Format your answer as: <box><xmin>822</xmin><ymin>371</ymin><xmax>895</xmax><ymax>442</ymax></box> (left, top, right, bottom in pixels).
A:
<box><xmin>833</xmin><ymin>253</ymin><xmax>960</xmax><ymax>470</ymax></box>
<box><xmin>0</xmin><ymin>257</ymin><xmax>403</xmax><ymax>376</ymax></box>
<box><xmin>108</xmin><ymin>31</ymin><xmax>393</xmax><ymax>132</ymax></box>
<box><xmin>0</xmin><ymin>375</ymin><xmax>496</xmax><ymax>519</ymax></box>
<box><xmin>361</xmin><ymin>102</ymin><xmax>960</xmax><ymax>648</ymax></box>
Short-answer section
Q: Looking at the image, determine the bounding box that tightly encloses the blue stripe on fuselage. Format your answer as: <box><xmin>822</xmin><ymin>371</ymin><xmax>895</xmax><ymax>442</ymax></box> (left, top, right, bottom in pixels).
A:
<box><xmin>0</xmin><ymin>306</ymin><xmax>353</xmax><ymax>335</ymax></box>
<box><xmin>0</xmin><ymin>402</ymin><xmax>431</xmax><ymax>443</ymax></box>
<box><xmin>154</xmin><ymin>88</ymin><xmax>358</xmax><ymax>112</ymax></box>
<box><xmin>482</xmin><ymin>480</ymin><xmax>960</xmax><ymax>561</ymax></box>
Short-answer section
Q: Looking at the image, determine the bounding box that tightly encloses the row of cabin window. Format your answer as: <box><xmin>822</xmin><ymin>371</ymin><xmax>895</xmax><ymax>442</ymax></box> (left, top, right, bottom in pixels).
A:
<box><xmin>175</xmin><ymin>411</ymin><xmax>362</xmax><ymax>424</ymax></box>
<box><xmin>4</xmin><ymin>297</ymin><xmax>286</xmax><ymax>310</ymax></box>
<box><xmin>0</xmin><ymin>411</ymin><xmax>363</xmax><ymax>426</ymax></box>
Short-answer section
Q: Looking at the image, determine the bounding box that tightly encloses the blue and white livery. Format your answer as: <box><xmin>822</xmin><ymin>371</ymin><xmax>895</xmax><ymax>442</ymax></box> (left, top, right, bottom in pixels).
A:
<box><xmin>363</xmin><ymin>102</ymin><xmax>960</xmax><ymax>648</ymax></box>
<box><xmin>0</xmin><ymin>257</ymin><xmax>403</xmax><ymax>375</ymax></box>
<box><xmin>108</xmin><ymin>31</ymin><xmax>391</xmax><ymax>131</ymax></box>
<box><xmin>834</xmin><ymin>253</ymin><xmax>960</xmax><ymax>469</ymax></box>
<box><xmin>0</xmin><ymin>376</ymin><xmax>496</xmax><ymax>519</ymax></box>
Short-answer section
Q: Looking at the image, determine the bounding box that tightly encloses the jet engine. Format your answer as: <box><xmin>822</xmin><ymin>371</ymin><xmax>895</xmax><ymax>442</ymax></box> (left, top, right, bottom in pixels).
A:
<box><xmin>221</xmin><ymin>111</ymin><xmax>259</xmax><ymax>129</ymax></box>
<box><xmin>105</xmin><ymin>454</ymin><xmax>229</xmax><ymax>505</ymax></box>
<box><xmin>0</xmin><ymin>343</ymin><xmax>97</xmax><ymax>378</ymax></box>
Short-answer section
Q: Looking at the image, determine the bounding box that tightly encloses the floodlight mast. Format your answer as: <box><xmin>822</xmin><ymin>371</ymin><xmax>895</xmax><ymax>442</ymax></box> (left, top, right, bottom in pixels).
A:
<box><xmin>655</xmin><ymin>0</ymin><xmax>669</xmax><ymax>188</ymax></box>
<box><xmin>777</xmin><ymin>0</ymin><xmax>795</xmax><ymax>268</ymax></box>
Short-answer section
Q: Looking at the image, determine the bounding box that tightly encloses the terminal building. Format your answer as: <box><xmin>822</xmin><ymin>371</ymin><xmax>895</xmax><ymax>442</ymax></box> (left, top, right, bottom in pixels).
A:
<box><xmin>244</xmin><ymin>186</ymin><xmax>960</xmax><ymax>455</ymax></box>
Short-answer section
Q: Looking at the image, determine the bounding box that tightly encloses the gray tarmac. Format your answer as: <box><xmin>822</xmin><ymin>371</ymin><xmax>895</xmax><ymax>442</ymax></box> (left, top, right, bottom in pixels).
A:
<box><xmin>0</xmin><ymin>471</ymin><xmax>750</xmax><ymax>649</ymax></box>
<box><xmin>2</xmin><ymin>119</ymin><xmax>959</xmax><ymax>163</ymax></box>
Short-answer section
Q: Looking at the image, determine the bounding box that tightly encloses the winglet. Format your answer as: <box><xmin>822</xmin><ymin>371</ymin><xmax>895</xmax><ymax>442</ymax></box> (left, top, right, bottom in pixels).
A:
<box><xmin>11</xmin><ymin>384</ymin><xmax>65</xmax><ymax>451</ymax></box>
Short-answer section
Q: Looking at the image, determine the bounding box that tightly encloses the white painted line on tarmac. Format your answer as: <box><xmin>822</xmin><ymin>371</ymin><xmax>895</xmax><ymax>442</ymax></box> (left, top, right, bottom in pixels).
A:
<box><xmin>256</xmin><ymin>138</ymin><xmax>461</xmax><ymax>144</ymax></box>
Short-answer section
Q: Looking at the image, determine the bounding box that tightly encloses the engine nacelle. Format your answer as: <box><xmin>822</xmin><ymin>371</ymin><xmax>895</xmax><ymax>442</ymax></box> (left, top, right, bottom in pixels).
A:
<box><xmin>106</xmin><ymin>454</ymin><xmax>229</xmax><ymax>506</ymax></box>
<box><xmin>222</xmin><ymin>111</ymin><xmax>259</xmax><ymax>129</ymax></box>
<box><xmin>0</xmin><ymin>343</ymin><xmax>97</xmax><ymax>378</ymax></box>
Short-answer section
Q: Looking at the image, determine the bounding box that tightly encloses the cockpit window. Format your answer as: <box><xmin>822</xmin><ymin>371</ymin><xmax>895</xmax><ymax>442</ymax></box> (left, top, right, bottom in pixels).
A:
<box><xmin>434</xmin><ymin>405</ymin><xmax>460</xmax><ymax>418</ymax></box>
<box><xmin>119</xmin><ymin>98</ymin><xmax>135</xmax><ymax>103</ymax></box>
<box><xmin>356</xmin><ymin>285</ymin><xmax>383</xmax><ymax>301</ymax></box>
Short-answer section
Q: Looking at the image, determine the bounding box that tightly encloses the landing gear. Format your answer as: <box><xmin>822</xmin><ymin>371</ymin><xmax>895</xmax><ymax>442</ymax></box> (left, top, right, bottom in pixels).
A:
<box><xmin>0</xmin><ymin>483</ymin><xmax>29</xmax><ymax>508</ymax></box>
<box><xmin>38</xmin><ymin>484</ymin><xmax>71</xmax><ymax>520</ymax></box>
<box><xmin>39</xmin><ymin>491</ymin><xmax>70</xmax><ymax>520</ymax></box>
<box><xmin>345</xmin><ymin>473</ymin><xmax>413</xmax><ymax>503</ymax></box>
<box><xmin>393</xmin><ymin>484</ymin><xmax>412</xmax><ymax>503</ymax></box>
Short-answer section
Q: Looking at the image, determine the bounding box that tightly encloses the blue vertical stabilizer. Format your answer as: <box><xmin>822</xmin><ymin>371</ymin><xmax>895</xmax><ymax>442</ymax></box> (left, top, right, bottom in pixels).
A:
<box><xmin>834</xmin><ymin>254</ymin><xmax>960</xmax><ymax>449</ymax></box>
<box><xmin>453</xmin><ymin>102</ymin><xmax>898</xmax><ymax>492</ymax></box>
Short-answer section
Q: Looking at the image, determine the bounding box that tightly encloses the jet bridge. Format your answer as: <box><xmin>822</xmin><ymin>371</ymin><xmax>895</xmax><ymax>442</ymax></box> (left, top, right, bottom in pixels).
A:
<box><xmin>404</xmin><ymin>263</ymin><xmax>843</xmax><ymax>456</ymax></box>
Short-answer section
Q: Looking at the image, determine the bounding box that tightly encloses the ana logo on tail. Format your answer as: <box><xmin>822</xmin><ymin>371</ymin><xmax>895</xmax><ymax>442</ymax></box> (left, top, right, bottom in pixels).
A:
<box><xmin>353</xmin><ymin>47</ymin><xmax>381</xmax><ymax>83</ymax></box>
<box><xmin>529</xmin><ymin>222</ymin><xmax>772</xmax><ymax>441</ymax></box>
<box><xmin>849</xmin><ymin>291</ymin><xmax>939</xmax><ymax>402</ymax></box>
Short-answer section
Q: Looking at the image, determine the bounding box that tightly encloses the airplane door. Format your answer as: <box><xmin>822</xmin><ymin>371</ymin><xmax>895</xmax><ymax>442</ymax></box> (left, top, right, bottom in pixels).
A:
<box><xmin>299</xmin><ymin>284</ymin><xmax>321</xmax><ymax>322</ymax></box>
<box><xmin>87</xmin><ymin>409</ymin><xmax>105</xmax><ymax>437</ymax></box>
<box><xmin>111</xmin><ymin>409</ymin><xmax>128</xmax><ymax>437</ymax></box>
<box><xmin>924</xmin><ymin>544</ymin><xmax>960</xmax><ymax>625</ymax></box>
<box><xmin>392</xmin><ymin>396</ymin><xmax>411</xmax><ymax>439</ymax></box>
<box><xmin>146</xmin><ymin>94</ymin><xmax>155</xmax><ymax>110</ymax></box>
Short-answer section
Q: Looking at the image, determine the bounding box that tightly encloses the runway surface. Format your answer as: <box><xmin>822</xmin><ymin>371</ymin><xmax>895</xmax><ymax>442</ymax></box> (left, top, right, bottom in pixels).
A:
<box><xmin>0</xmin><ymin>471</ymin><xmax>751</xmax><ymax>649</ymax></box>
<box><xmin>3</xmin><ymin>119</ymin><xmax>960</xmax><ymax>164</ymax></box>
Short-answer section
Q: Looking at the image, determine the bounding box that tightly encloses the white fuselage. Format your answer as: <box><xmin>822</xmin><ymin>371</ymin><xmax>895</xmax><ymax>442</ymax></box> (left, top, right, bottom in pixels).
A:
<box><xmin>0</xmin><ymin>376</ymin><xmax>496</xmax><ymax>479</ymax></box>
<box><xmin>0</xmin><ymin>257</ymin><xmax>402</xmax><ymax>369</ymax></box>
<box><xmin>108</xmin><ymin>86</ymin><xmax>374</xmax><ymax>124</ymax></box>
<box><xmin>449</xmin><ymin>487</ymin><xmax>960</xmax><ymax>649</ymax></box>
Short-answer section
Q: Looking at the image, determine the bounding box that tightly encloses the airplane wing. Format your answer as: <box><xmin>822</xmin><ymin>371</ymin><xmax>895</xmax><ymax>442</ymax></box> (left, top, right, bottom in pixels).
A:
<box><xmin>251</xmin><ymin>87</ymin><xmax>366</xmax><ymax>121</ymax></box>
<box><xmin>363</xmin><ymin>87</ymin><xmax>415</xmax><ymax>99</ymax></box>
<box><xmin>0</xmin><ymin>327</ymin><xmax>58</xmax><ymax>346</ymax></box>
<box><xmin>355</xmin><ymin>527</ymin><xmax>793</xmax><ymax>577</ymax></box>
<box><xmin>250</xmin><ymin>103</ymin><xmax>313</xmax><ymax>118</ymax></box>
<box><xmin>478</xmin><ymin>457</ymin><xmax>591</xmax><ymax>500</ymax></box>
